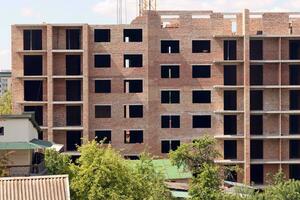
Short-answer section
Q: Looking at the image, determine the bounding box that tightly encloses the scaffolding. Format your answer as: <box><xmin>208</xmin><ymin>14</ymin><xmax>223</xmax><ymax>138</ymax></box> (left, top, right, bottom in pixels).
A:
<box><xmin>139</xmin><ymin>0</ymin><xmax>157</xmax><ymax>16</ymax></box>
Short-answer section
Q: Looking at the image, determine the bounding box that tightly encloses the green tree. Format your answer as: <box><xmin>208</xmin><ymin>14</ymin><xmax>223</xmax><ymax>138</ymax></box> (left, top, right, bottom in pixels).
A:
<box><xmin>0</xmin><ymin>151</ymin><xmax>13</xmax><ymax>177</ymax></box>
<box><xmin>44</xmin><ymin>148</ymin><xmax>71</xmax><ymax>175</ymax></box>
<box><xmin>0</xmin><ymin>91</ymin><xmax>12</xmax><ymax>115</ymax></box>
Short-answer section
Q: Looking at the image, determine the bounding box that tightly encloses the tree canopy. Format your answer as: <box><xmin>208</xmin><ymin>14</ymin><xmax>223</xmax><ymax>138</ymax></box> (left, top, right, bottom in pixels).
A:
<box><xmin>0</xmin><ymin>91</ymin><xmax>12</xmax><ymax>115</ymax></box>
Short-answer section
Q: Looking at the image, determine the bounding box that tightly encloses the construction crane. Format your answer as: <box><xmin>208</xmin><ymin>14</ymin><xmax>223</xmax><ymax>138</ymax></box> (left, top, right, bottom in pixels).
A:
<box><xmin>139</xmin><ymin>0</ymin><xmax>157</xmax><ymax>16</ymax></box>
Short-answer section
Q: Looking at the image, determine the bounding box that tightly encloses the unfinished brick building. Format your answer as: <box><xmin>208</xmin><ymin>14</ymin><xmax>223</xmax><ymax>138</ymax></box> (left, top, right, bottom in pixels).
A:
<box><xmin>11</xmin><ymin>9</ymin><xmax>300</xmax><ymax>185</ymax></box>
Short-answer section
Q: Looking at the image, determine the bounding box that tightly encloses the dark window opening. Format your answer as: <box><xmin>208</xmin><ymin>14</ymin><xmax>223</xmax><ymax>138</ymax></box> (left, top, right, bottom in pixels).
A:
<box><xmin>290</xmin><ymin>140</ymin><xmax>300</xmax><ymax>158</ymax></box>
<box><xmin>124</xmin><ymin>55</ymin><xmax>143</xmax><ymax>68</ymax></box>
<box><xmin>251</xmin><ymin>164</ymin><xmax>263</xmax><ymax>184</ymax></box>
<box><xmin>250</xmin><ymin>90</ymin><xmax>263</xmax><ymax>110</ymax></box>
<box><xmin>192</xmin><ymin>90</ymin><xmax>211</xmax><ymax>103</ymax></box>
<box><xmin>251</xmin><ymin>140</ymin><xmax>263</xmax><ymax>159</ymax></box>
<box><xmin>124</xmin><ymin>105</ymin><xmax>143</xmax><ymax>118</ymax></box>
<box><xmin>0</xmin><ymin>127</ymin><xmax>3</xmax><ymax>136</ymax></box>
<box><xmin>224</xmin><ymin>140</ymin><xmax>237</xmax><ymax>159</ymax></box>
<box><xmin>161</xmin><ymin>140</ymin><xmax>180</xmax><ymax>154</ymax></box>
<box><xmin>290</xmin><ymin>90</ymin><xmax>300</xmax><ymax>110</ymax></box>
<box><xmin>66</xmin><ymin>29</ymin><xmax>81</xmax><ymax>49</ymax></box>
<box><xmin>250</xmin><ymin>65</ymin><xmax>263</xmax><ymax>85</ymax></box>
<box><xmin>290</xmin><ymin>115</ymin><xmax>300</xmax><ymax>134</ymax></box>
<box><xmin>192</xmin><ymin>40</ymin><xmax>211</xmax><ymax>53</ymax></box>
<box><xmin>290</xmin><ymin>164</ymin><xmax>300</xmax><ymax>180</ymax></box>
<box><xmin>224</xmin><ymin>40</ymin><xmax>237</xmax><ymax>60</ymax></box>
<box><xmin>192</xmin><ymin>65</ymin><xmax>211</xmax><ymax>78</ymax></box>
<box><xmin>224</xmin><ymin>65</ymin><xmax>237</xmax><ymax>85</ymax></box>
<box><xmin>250</xmin><ymin>40</ymin><xmax>263</xmax><ymax>60</ymax></box>
<box><xmin>66</xmin><ymin>80</ymin><xmax>81</xmax><ymax>101</ymax></box>
<box><xmin>225</xmin><ymin>166</ymin><xmax>237</xmax><ymax>182</ymax></box>
<box><xmin>66</xmin><ymin>106</ymin><xmax>81</xmax><ymax>126</ymax></box>
<box><xmin>24</xmin><ymin>55</ymin><xmax>43</xmax><ymax>76</ymax></box>
<box><xmin>24</xmin><ymin>106</ymin><xmax>43</xmax><ymax>126</ymax></box>
<box><xmin>94</xmin><ymin>29</ymin><xmax>110</xmax><ymax>42</ymax></box>
<box><xmin>66</xmin><ymin>131</ymin><xmax>82</xmax><ymax>151</ymax></box>
<box><xmin>24</xmin><ymin>80</ymin><xmax>43</xmax><ymax>101</ymax></box>
<box><xmin>124</xmin><ymin>155</ymin><xmax>140</xmax><ymax>160</ymax></box>
<box><xmin>70</xmin><ymin>156</ymin><xmax>80</xmax><ymax>164</ymax></box>
<box><xmin>124</xmin><ymin>130</ymin><xmax>143</xmax><ymax>144</ymax></box>
<box><xmin>161</xmin><ymin>91</ymin><xmax>180</xmax><ymax>104</ymax></box>
<box><xmin>38</xmin><ymin>131</ymin><xmax>43</xmax><ymax>140</ymax></box>
<box><xmin>161</xmin><ymin>115</ymin><xmax>180</xmax><ymax>128</ymax></box>
<box><xmin>224</xmin><ymin>91</ymin><xmax>237</xmax><ymax>110</ymax></box>
<box><xmin>23</xmin><ymin>30</ymin><xmax>42</xmax><ymax>50</ymax></box>
<box><xmin>161</xmin><ymin>40</ymin><xmax>180</xmax><ymax>53</ymax></box>
<box><xmin>124</xmin><ymin>80</ymin><xmax>143</xmax><ymax>93</ymax></box>
<box><xmin>290</xmin><ymin>65</ymin><xmax>300</xmax><ymax>85</ymax></box>
<box><xmin>95</xmin><ymin>105</ymin><xmax>111</xmax><ymax>118</ymax></box>
<box><xmin>289</xmin><ymin>40</ymin><xmax>300</xmax><ymax>60</ymax></box>
<box><xmin>123</xmin><ymin>29</ymin><xmax>143</xmax><ymax>42</ymax></box>
<box><xmin>161</xmin><ymin>65</ymin><xmax>180</xmax><ymax>78</ymax></box>
<box><xmin>193</xmin><ymin>115</ymin><xmax>211</xmax><ymax>128</ymax></box>
<box><xmin>95</xmin><ymin>80</ymin><xmax>111</xmax><ymax>93</ymax></box>
<box><xmin>95</xmin><ymin>55</ymin><xmax>111</xmax><ymax>68</ymax></box>
<box><xmin>224</xmin><ymin>115</ymin><xmax>237</xmax><ymax>135</ymax></box>
<box><xmin>95</xmin><ymin>130</ymin><xmax>111</xmax><ymax>144</ymax></box>
<box><xmin>250</xmin><ymin>115</ymin><xmax>263</xmax><ymax>135</ymax></box>
<box><xmin>66</xmin><ymin>55</ymin><xmax>81</xmax><ymax>75</ymax></box>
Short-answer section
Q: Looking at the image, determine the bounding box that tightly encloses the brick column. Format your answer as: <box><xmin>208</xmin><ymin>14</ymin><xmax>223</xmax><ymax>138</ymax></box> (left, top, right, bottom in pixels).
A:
<box><xmin>47</xmin><ymin>25</ymin><xmax>54</xmax><ymax>141</ymax></box>
<box><xmin>243</xmin><ymin>9</ymin><xmax>251</xmax><ymax>184</ymax></box>
<box><xmin>82</xmin><ymin>24</ymin><xmax>89</xmax><ymax>142</ymax></box>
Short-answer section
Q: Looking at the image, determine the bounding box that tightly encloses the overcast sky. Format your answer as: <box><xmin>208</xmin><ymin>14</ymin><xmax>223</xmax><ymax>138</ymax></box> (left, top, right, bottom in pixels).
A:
<box><xmin>1</xmin><ymin>0</ymin><xmax>300</xmax><ymax>70</ymax></box>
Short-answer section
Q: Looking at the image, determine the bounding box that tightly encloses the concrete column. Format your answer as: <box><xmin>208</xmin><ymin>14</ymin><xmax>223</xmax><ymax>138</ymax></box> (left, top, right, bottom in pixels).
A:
<box><xmin>82</xmin><ymin>24</ymin><xmax>90</xmax><ymax>142</ymax></box>
<box><xmin>243</xmin><ymin>9</ymin><xmax>251</xmax><ymax>184</ymax></box>
<box><xmin>47</xmin><ymin>25</ymin><xmax>54</xmax><ymax>141</ymax></box>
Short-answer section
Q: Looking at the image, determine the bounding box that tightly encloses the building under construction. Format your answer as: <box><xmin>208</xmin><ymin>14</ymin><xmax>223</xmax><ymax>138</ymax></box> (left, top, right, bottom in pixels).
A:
<box><xmin>11</xmin><ymin>2</ymin><xmax>300</xmax><ymax>185</ymax></box>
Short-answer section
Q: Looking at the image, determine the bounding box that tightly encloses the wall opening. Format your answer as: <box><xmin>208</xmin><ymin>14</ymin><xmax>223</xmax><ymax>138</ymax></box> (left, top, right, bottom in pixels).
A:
<box><xmin>66</xmin><ymin>80</ymin><xmax>81</xmax><ymax>101</ymax></box>
<box><xmin>250</xmin><ymin>115</ymin><xmax>263</xmax><ymax>135</ymax></box>
<box><xmin>161</xmin><ymin>140</ymin><xmax>180</xmax><ymax>153</ymax></box>
<box><xmin>250</xmin><ymin>40</ymin><xmax>263</xmax><ymax>60</ymax></box>
<box><xmin>289</xmin><ymin>40</ymin><xmax>300</xmax><ymax>60</ymax></box>
<box><xmin>124</xmin><ymin>155</ymin><xmax>140</xmax><ymax>160</ymax></box>
<box><xmin>250</xmin><ymin>90</ymin><xmax>263</xmax><ymax>110</ymax></box>
<box><xmin>23</xmin><ymin>29</ymin><xmax>42</xmax><ymax>50</ymax></box>
<box><xmin>290</xmin><ymin>65</ymin><xmax>300</xmax><ymax>85</ymax></box>
<box><xmin>161</xmin><ymin>65</ymin><xmax>180</xmax><ymax>78</ymax></box>
<box><xmin>290</xmin><ymin>90</ymin><xmax>300</xmax><ymax>110</ymax></box>
<box><xmin>192</xmin><ymin>90</ymin><xmax>211</xmax><ymax>103</ymax></box>
<box><xmin>66</xmin><ymin>55</ymin><xmax>81</xmax><ymax>75</ymax></box>
<box><xmin>161</xmin><ymin>115</ymin><xmax>180</xmax><ymax>128</ymax></box>
<box><xmin>123</xmin><ymin>29</ymin><xmax>143</xmax><ymax>42</ymax></box>
<box><xmin>224</xmin><ymin>40</ymin><xmax>237</xmax><ymax>60</ymax></box>
<box><xmin>66</xmin><ymin>106</ymin><xmax>81</xmax><ymax>126</ymax></box>
<box><xmin>225</xmin><ymin>165</ymin><xmax>237</xmax><ymax>182</ymax></box>
<box><xmin>161</xmin><ymin>40</ymin><xmax>180</xmax><ymax>53</ymax></box>
<box><xmin>290</xmin><ymin>115</ymin><xmax>300</xmax><ymax>134</ymax></box>
<box><xmin>290</xmin><ymin>140</ymin><xmax>300</xmax><ymax>158</ymax></box>
<box><xmin>94</xmin><ymin>54</ymin><xmax>111</xmax><ymax>68</ymax></box>
<box><xmin>290</xmin><ymin>164</ymin><xmax>300</xmax><ymax>180</ymax></box>
<box><xmin>124</xmin><ymin>55</ymin><xmax>143</xmax><ymax>68</ymax></box>
<box><xmin>161</xmin><ymin>90</ymin><xmax>180</xmax><ymax>104</ymax></box>
<box><xmin>66</xmin><ymin>29</ymin><xmax>81</xmax><ymax>49</ymax></box>
<box><xmin>224</xmin><ymin>90</ymin><xmax>237</xmax><ymax>110</ymax></box>
<box><xmin>66</xmin><ymin>131</ymin><xmax>82</xmax><ymax>151</ymax></box>
<box><xmin>95</xmin><ymin>130</ymin><xmax>111</xmax><ymax>144</ymax></box>
<box><xmin>193</xmin><ymin>115</ymin><xmax>211</xmax><ymax>128</ymax></box>
<box><xmin>24</xmin><ymin>106</ymin><xmax>43</xmax><ymax>126</ymax></box>
<box><xmin>192</xmin><ymin>65</ymin><xmax>211</xmax><ymax>78</ymax></box>
<box><xmin>224</xmin><ymin>115</ymin><xmax>237</xmax><ymax>135</ymax></box>
<box><xmin>124</xmin><ymin>80</ymin><xmax>143</xmax><ymax>93</ymax></box>
<box><xmin>24</xmin><ymin>55</ymin><xmax>43</xmax><ymax>76</ymax></box>
<box><xmin>95</xmin><ymin>80</ymin><xmax>111</xmax><ymax>93</ymax></box>
<box><xmin>250</xmin><ymin>140</ymin><xmax>263</xmax><ymax>159</ymax></box>
<box><xmin>95</xmin><ymin>105</ymin><xmax>111</xmax><ymax>118</ymax></box>
<box><xmin>224</xmin><ymin>140</ymin><xmax>237</xmax><ymax>159</ymax></box>
<box><xmin>24</xmin><ymin>80</ymin><xmax>43</xmax><ymax>101</ymax></box>
<box><xmin>224</xmin><ymin>65</ymin><xmax>237</xmax><ymax>85</ymax></box>
<box><xmin>250</xmin><ymin>164</ymin><xmax>264</xmax><ymax>184</ymax></box>
<box><xmin>250</xmin><ymin>65</ymin><xmax>263</xmax><ymax>85</ymax></box>
<box><xmin>124</xmin><ymin>105</ymin><xmax>143</xmax><ymax>118</ymax></box>
<box><xmin>94</xmin><ymin>29</ymin><xmax>110</xmax><ymax>42</ymax></box>
<box><xmin>124</xmin><ymin>130</ymin><xmax>143</xmax><ymax>144</ymax></box>
<box><xmin>192</xmin><ymin>40</ymin><xmax>211</xmax><ymax>53</ymax></box>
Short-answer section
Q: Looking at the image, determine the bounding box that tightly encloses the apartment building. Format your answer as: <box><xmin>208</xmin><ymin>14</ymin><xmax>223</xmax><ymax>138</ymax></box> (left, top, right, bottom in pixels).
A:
<box><xmin>0</xmin><ymin>71</ymin><xmax>11</xmax><ymax>95</ymax></box>
<box><xmin>11</xmin><ymin>9</ymin><xmax>300</xmax><ymax>185</ymax></box>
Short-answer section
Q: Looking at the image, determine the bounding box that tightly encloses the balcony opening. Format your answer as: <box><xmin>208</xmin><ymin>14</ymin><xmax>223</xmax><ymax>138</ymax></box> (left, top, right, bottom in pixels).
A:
<box><xmin>124</xmin><ymin>80</ymin><xmax>143</xmax><ymax>93</ymax></box>
<box><xmin>250</xmin><ymin>65</ymin><xmax>263</xmax><ymax>85</ymax></box>
<box><xmin>94</xmin><ymin>54</ymin><xmax>111</xmax><ymax>68</ymax></box>
<box><xmin>290</xmin><ymin>90</ymin><xmax>300</xmax><ymax>110</ymax></box>
<box><xmin>124</xmin><ymin>55</ymin><xmax>143</xmax><ymax>68</ymax></box>
<box><xmin>250</xmin><ymin>90</ymin><xmax>263</xmax><ymax>110</ymax></box>
<box><xmin>290</xmin><ymin>115</ymin><xmax>300</xmax><ymax>134</ymax></box>
<box><xmin>192</xmin><ymin>65</ymin><xmax>211</xmax><ymax>78</ymax></box>
<box><xmin>66</xmin><ymin>106</ymin><xmax>81</xmax><ymax>126</ymax></box>
<box><xmin>225</xmin><ymin>165</ymin><xmax>237</xmax><ymax>182</ymax></box>
<box><xmin>24</xmin><ymin>80</ymin><xmax>43</xmax><ymax>101</ymax></box>
<box><xmin>124</xmin><ymin>130</ymin><xmax>143</xmax><ymax>144</ymax></box>
<box><xmin>224</xmin><ymin>115</ymin><xmax>237</xmax><ymax>135</ymax></box>
<box><xmin>250</xmin><ymin>40</ymin><xmax>263</xmax><ymax>60</ymax></box>
<box><xmin>250</xmin><ymin>164</ymin><xmax>264</xmax><ymax>184</ymax></box>
<box><xmin>66</xmin><ymin>29</ymin><xmax>81</xmax><ymax>49</ymax></box>
<box><xmin>193</xmin><ymin>115</ymin><xmax>211</xmax><ymax>128</ymax></box>
<box><xmin>290</xmin><ymin>65</ymin><xmax>300</xmax><ymax>85</ymax></box>
<box><xmin>23</xmin><ymin>29</ymin><xmax>42</xmax><ymax>50</ymax></box>
<box><xmin>161</xmin><ymin>140</ymin><xmax>180</xmax><ymax>153</ymax></box>
<box><xmin>95</xmin><ymin>105</ymin><xmax>111</xmax><ymax>118</ymax></box>
<box><xmin>224</xmin><ymin>140</ymin><xmax>237</xmax><ymax>159</ymax></box>
<box><xmin>192</xmin><ymin>90</ymin><xmax>211</xmax><ymax>103</ymax></box>
<box><xmin>124</xmin><ymin>155</ymin><xmax>140</xmax><ymax>160</ymax></box>
<box><xmin>161</xmin><ymin>90</ymin><xmax>180</xmax><ymax>104</ymax></box>
<box><xmin>124</xmin><ymin>105</ymin><xmax>143</xmax><ymax>118</ymax></box>
<box><xmin>161</xmin><ymin>40</ymin><xmax>180</xmax><ymax>53</ymax></box>
<box><xmin>24</xmin><ymin>106</ymin><xmax>43</xmax><ymax>126</ymax></box>
<box><xmin>66</xmin><ymin>55</ymin><xmax>81</xmax><ymax>75</ymax></box>
<box><xmin>161</xmin><ymin>115</ymin><xmax>180</xmax><ymax>128</ymax></box>
<box><xmin>161</xmin><ymin>65</ymin><xmax>180</xmax><ymax>78</ymax></box>
<box><xmin>123</xmin><ymin>29</ymin><xmax>143</xmax><ymax>42</ymax></box>
<box><xmin>94</xmin><ymin>29</ymin><xmax>110</xmax><ymax>42</ymax></box>
<box><xmin>192</xmin><ymin>40</ymin><xmax>211</xmax><ymax>53</ymax></box>
<box><xmin>66</xmin><ymin>80</ymin><xmax>81</xmax><ymax>101</ymax></box>
<box><xmin>24</xmin><ymin>55</ymin><xmax>43</xmax><ymax>76</ymax></box>
<box><xmin>66</xmin><ymin>131</ymin><xmax>82</xmax><ymax>151</ymax></box>
<box><xmin>95</xmin><ymin>130</ymin><xmax>111</xmax><ymax>144</ymax></box>
<box><xmin>224</xmin><ymin>90</ymin><xmax>237</xmax><ymax>110</ymax></box>
<box><xmin>290</xmin><ymin>140</ymin><xmax>300</xmax><ymax>158</ymax></box>
<box><xmin>289</xmin><ymin>40</ymin><xmax>300</xmax><ymax>60</ymax></box>
<box><xmin>95</xmin><ymin>80</ymin><xmax>111</xmax><ymax>93</ymax></box>
<box><xmin>224</xmin><ymin>65</ymin><xmax>237</xmax><ymax>85</ymax></box>
<box><xmin>224</xmin><ymin>40</ymin><xmax>237</xmax><ymax>60</ymax></box>
<box><xmin>290</xmin><ymin>164</ymin><xmax>300</xmax><ymax>180</ymax></box>
<box><xmin>250</xmin><ymin>115</ymin><xmax>263</xmax><ymax>135</ymax></box>
<box><xmin>251</xmin><ymin>140</ymin><xmax>263</xmax><ymax>159</ymax></box>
